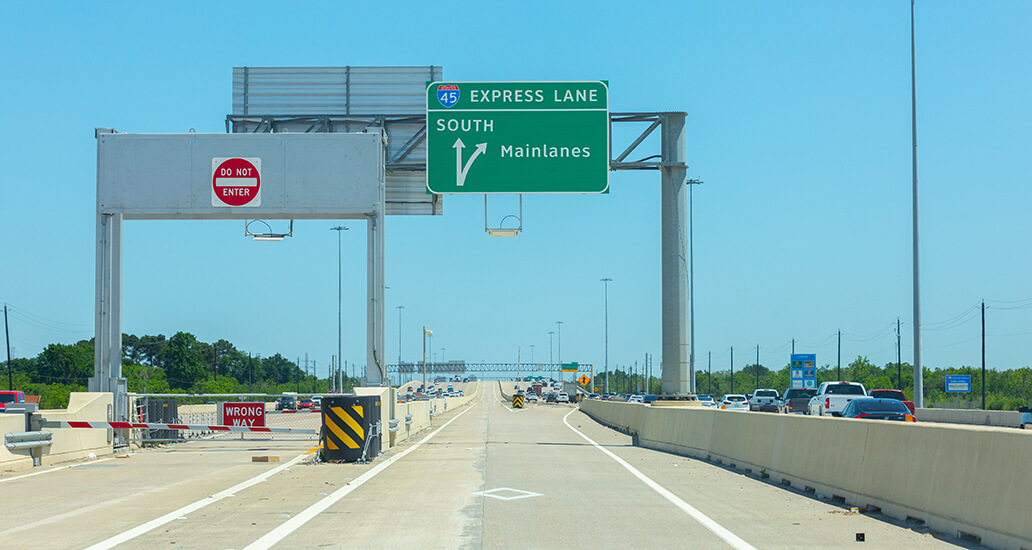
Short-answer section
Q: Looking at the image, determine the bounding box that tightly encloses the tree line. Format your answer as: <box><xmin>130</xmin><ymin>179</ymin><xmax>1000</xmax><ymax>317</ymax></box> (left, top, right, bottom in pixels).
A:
<box><xmin>5</xmin><ymin>332</ymin><xmax>353</xmax><ymax>408</ymax></box>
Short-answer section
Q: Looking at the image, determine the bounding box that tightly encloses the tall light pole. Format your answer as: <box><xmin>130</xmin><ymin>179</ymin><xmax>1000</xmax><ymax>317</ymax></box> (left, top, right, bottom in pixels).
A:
<box><xmin>687</xmin><ymin>178</ymin><xmax>701</xmax><ymax>394</ymax></box>
<box><xmin>556</xmin><ymin>321</ymin><xmax>563</xmax><ymax>383</ymax></box>
<box><xmin>422</xmin><ymin>327</ymin><xmax>432</xmax><ymax>392</ymax></box>
<box><xmin>601</xmin><ymin>277</ymin><xmax>613</xmax><ymax>394</ymax></box>
<box><xmin>331</xmin><ymin>225</ymin><xmax>348</xmax><ymax>393</ymax></box>
<box><xmin>547</xmin><ymin>331</ymin><xmax>555</xmax><ymax>376</ymax></box>
<box><xmin>910</xmin><ymin>0</ymin><xmax>924</xmax><ymax>408</ymax></box>
<box><xmin>396</xmin><ymin>305</ymin><xmax>404</xmax><ymax>369</ymax></box>
<box><xmin>529</xmin><ymin>344</ymin><xmax>535</xmax><ymax>363</ymax></box>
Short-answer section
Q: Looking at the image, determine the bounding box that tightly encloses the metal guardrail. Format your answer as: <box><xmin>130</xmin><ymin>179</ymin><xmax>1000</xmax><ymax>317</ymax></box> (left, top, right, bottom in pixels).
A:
<box><xmin>5</xmin><ymin>431</ymin><xmax>53</xmax><ymax>450</ymax></box>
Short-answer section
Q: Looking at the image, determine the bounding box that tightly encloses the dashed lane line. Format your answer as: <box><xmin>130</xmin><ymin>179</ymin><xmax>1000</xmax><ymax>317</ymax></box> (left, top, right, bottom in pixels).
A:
<box><xmin>83</xmin><ymin>453</ymin><xmax>309</xmax><ymax>550</ymax></box>
<box><xmin>243</xmin><ymin>395</ymin><xmax>481</xmax><ymax>550</ymax></box>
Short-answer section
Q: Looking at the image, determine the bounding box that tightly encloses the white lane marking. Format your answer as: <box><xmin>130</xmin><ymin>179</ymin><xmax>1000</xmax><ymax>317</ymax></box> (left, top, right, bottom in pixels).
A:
<box><xmin>472</xmin><ymin>487</ymin><xmax>542</xmax><ymax>501</ymax></box>
<box><xmin>84</xmin><ymin>453</ymin><xmax>308</xmax><ymax>550</ymax></box>
<box><xmin>244</xmin><ymin>396</ymin><xmax>480</xmax><ymax>550</ymax></box>
<box><xmin>562</xmin><ymin>409</ymin><xmax>758</xmax><ymax>550</ymax></box>
<box><xmin>0</xmin><ymin>457</ymin><xmax>115</xmax><ymax>484</ymax></box>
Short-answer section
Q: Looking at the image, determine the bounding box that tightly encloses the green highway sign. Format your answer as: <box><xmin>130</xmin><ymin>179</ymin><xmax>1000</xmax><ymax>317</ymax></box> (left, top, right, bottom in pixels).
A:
<box><xmin>426</xmin><ymin>81</ymin><xmax>609</xmax><ymax>194</ymax></box>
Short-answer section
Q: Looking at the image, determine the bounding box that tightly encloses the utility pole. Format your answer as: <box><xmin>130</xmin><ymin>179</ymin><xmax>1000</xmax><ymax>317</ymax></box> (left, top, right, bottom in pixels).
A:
<box><xmin>837</xmin><ymin>330</ymin><xmax>841</xmax><ymax>381</ymax></box>
<box><xmin>4</xmin><ymin>305</ymin><xmax>11</xmax><ymax>391</ymax></box>
<box><xmin>312</xmin><ymin>359</ymin><xmax>317</xmax><ymax>393</ymax></box>
<box><xmin>791</xmin><ymin>338</ymin><xmax>795</xmax><ymax>354</ymax></box>
<box><xmin>981</xmin><ymin>300</ymin><xmax>986</xmax><ymax>410</ymax></box>
<box><xmin>212</xmin><ymin>341</ymin><xmax>218</xmax><ymax>381</ymax></box>
<box><xmin>601</xmin><ymin>277</ymin><xmax>613</xmax><ymax>394</ymax></box>
<box><xmin>248</xmin><ymin>352</ymin><xmax>253</xmax><ymax>393</ymax></box>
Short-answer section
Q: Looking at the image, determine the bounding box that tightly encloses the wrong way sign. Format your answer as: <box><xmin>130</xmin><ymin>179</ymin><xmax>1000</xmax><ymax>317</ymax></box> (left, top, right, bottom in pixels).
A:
<box><xmin>212</xmin><ymin>157</ymin><xmax>261</xmax><ymax>207</ymax></box>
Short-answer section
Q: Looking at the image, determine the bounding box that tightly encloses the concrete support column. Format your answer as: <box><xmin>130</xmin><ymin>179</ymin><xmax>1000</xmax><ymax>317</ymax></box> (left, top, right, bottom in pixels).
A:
<box><xmin>366</xmin><ymin>129</ymin><xmax>387</xmax><ymax>385</ymax></box>
<box><xmin>660</xmin><ymin>113</ymin><xmax>690</xmax><ymax>395</ymax></box>
<box><xmin>91</xmin><ymin>212</ymin><xmax>127</xmax><ymax>431</ymax></box>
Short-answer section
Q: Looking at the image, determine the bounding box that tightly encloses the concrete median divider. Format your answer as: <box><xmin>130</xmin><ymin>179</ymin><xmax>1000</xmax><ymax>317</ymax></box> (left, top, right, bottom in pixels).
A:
<box><xmin>390</xmin><ymin>381</ymin><xmax>479</xmax><ymax>447</ymax></box>
<box><xmin>580</xmin><ymin>399</ymin><xmax>1032</xmax><ymax>550</ymax></box>
<box><xmin>915</xmin><ymin>407</ymin><xmax>1021</xmax><ymax>428</ymax></box>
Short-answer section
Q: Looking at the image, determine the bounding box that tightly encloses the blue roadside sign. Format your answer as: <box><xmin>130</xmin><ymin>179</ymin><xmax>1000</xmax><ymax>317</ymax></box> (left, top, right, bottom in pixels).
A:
<box><xmin>790</xmin><ymin>354</ymin><xmax>817</xmax><ymax>389</ymax></box>
<box><xmin>945</xmin><ymin>374</ymin><xmax>972</xmax><ymax>393</ymax></box>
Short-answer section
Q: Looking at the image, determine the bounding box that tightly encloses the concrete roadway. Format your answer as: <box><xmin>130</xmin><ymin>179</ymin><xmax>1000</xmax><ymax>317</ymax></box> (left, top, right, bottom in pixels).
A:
<box><xmin>0</xmin><ymin>382</ymin><xmax>979</xmax><ymax>549</ymax></box>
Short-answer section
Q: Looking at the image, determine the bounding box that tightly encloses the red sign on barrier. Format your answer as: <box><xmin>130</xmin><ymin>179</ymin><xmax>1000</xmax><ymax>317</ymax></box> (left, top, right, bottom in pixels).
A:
<box><xmin>212</xmin><ymin>157</ymin><xmax>261</xmax><ymax>207</ymax></box>
<box><xmin>218</xmin><ymin>402</ymin><xmax>266</xmax><ymax>427</ymax></box>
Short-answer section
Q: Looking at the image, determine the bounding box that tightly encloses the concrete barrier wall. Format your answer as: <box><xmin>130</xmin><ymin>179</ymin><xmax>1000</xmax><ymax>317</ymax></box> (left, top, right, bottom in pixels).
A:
<box><xmin>580</xmin><ymin>400</ymin><xmax>1032</xmax><ymax>550</ymax></box>
<box><xmin>916</xmin><ymin>407</ymin><xmax>1021</xmax><ymax>428</ymax></box>
<box><xmin>35</xmin><ymin>392</ymin><xmax>114</xmax><ymax>467</ymax></box>
<box><xmin>390</xmin><ymin>381</ymin><xmax>479</xmax><ymax>447</ymax></box>
<box><xmin>0</xmin><ymin>413</ymin><xmax>34</xmax><ymax>472</ymax></box>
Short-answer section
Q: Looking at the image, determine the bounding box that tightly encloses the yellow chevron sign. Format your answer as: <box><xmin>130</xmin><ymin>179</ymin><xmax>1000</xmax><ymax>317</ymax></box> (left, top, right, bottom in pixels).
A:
<box><xmin>512</xmin><ymin>395</ymin><xmax>524</xmax><ymax>409</ymax></box>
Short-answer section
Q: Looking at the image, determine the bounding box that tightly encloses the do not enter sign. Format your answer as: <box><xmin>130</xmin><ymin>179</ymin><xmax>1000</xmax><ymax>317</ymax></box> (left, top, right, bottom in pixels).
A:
<box><xmin>212</xmin><ymin>157</ymin><xmax>261</xmax><ymax>207</ymax></box>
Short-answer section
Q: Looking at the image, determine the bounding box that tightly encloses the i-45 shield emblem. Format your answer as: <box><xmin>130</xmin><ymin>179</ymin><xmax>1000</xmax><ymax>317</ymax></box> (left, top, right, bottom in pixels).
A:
<box><xmin>437</xmin><ymin>85</ymin><xmax>459</xmax><ymax>108</ymax></box>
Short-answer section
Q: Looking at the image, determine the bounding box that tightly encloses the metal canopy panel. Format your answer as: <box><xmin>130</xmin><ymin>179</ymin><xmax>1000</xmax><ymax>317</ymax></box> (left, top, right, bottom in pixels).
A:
<box><xmin>232</xmin><ymin>66</ymin><xmax>440</xmax><ymax>116</ymax></box>
<box><xmin>97</xmin><ymin>132</ymin><xmax>384</xmax><ymax>220</ymax></box>
<box><xmin>229</xmin><ymin>66</ymin><xmax>442</xmax><ymax>216</ymax></box>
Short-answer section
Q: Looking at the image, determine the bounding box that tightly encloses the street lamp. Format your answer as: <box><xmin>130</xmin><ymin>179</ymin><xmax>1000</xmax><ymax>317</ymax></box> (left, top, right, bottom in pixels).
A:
<box><xmin>396</xmin><ymin>305</ymin><xmax>404</xmax><ymax>380</ymax></box>
<box><xmin>422</xmin><ymin>327</ymin><xmax>433</xmax><ymax>392</ymax></box>
<box><xmin>601</xmin><ymin>277</ymin><xmax>613</xmax><ymax>394</ymax></box>
<box><xmin>556</xmin><ymin>321</ymin><xmax>563</xmax><ymax>383</ymax></box>
<box><xmin>331</xmin><ymin>225</ymin><xmax>349</xmax><ymax>392</ymax></box>
<box><xmin>687</xmin><ymin>178</ymin><xmax>701</xmax><ymax>394</ymax></box>
<box><xmin>547</xmin><ymin>331</ymin><xmax>555</xmax><ymax>377</ymax></box>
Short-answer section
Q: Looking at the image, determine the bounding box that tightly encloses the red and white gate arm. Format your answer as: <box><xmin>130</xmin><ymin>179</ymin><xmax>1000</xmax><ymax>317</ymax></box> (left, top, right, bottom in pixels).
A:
<box><xmin>39</xmin><ymin>420</ymin><xmax>316</xmax><ymax>434</ymax></box>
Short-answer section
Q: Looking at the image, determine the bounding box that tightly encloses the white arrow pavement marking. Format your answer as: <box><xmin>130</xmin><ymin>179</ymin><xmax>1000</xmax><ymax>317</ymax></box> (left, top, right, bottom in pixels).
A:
<box><xmin>453</xmin><ymin>138</ymin><xmax>488</xmax><ymax>187</ymax></box>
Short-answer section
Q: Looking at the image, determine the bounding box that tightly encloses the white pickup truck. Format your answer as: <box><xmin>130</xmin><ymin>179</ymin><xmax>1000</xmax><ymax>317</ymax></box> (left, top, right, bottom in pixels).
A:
<box><xmin>808</xmin><ymin>381</ymin><xmax>868</xmax><ymax>416</ymax></box>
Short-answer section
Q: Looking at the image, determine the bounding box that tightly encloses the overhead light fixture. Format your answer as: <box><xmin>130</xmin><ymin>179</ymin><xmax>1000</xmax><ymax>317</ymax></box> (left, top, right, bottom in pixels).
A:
<box><xmin>245</xmin><ymin>219</ymin><xmax>293</xmax><ymax>241</ymax></box>
<box><xmin>487</xmin><ymin>228</ymin><xmax>519</xmax><ymax>238</ymax></box>
<box><xmin>485</xmin><ymin>194</ymin><xmax>523</xmax><ymax>238</ymax></box>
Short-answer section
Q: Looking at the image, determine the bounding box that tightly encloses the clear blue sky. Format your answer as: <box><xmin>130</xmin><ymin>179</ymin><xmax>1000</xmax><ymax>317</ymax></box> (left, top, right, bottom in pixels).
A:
<box><xmin>2</xmin><ymin>1</ymin><xmax>1031</xmax><ymax>381</ymax></box>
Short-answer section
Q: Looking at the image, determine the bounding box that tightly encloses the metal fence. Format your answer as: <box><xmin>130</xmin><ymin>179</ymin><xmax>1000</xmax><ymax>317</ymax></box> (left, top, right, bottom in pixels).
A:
<box><xmin>128</xmin><ymin>393</ymin><xmax>323</xmax><ymax>443</ymax></box>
